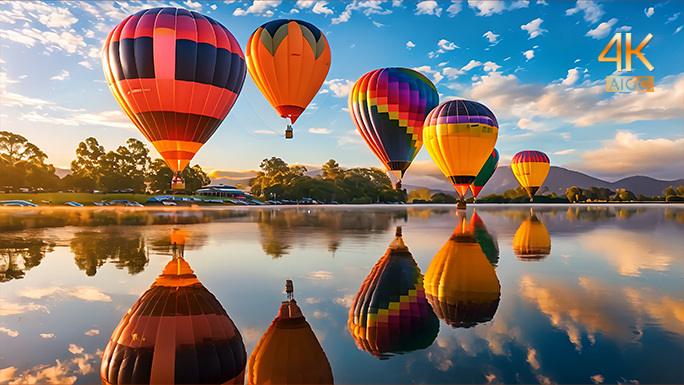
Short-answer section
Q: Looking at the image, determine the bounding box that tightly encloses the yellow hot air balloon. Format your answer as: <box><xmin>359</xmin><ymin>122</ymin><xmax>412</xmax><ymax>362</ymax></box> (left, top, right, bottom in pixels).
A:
<box><xmin>511</xmin><ymin>150</ymin><xmax>550</xmax><ymax>200</ymax></box>
<box><xmin>513</xmin><ymin>211</ymin><xmax>551</xmax><ymax>260</ymax></box>
<box><xmin>423</xmin><ymin>100</ymin><xmax>499</xmax><ymax>207</ymax></box>
<box><xmin>423</xmin><ymin>214</ymin><xmax>501</xmax><ymax>328</ymax></box>
<box><xmin>248</xmin><ymin>282</ymin><xmax>333</xmax><ymax>385</ymax></box>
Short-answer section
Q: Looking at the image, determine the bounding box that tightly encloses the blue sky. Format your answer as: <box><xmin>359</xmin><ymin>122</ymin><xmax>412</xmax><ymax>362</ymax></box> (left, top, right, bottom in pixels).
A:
<box><xmin>1</xmin><ymin>0</ymin><xmax>683</xmax><ymax>181</ymax></box>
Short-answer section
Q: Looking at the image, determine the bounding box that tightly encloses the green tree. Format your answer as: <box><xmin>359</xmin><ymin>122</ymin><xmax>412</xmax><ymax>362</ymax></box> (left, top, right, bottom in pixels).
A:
<box><xmin>615</xmin><ymin>188</ymin><xmax>636</xmax><ymax>202</ymax></box>
<box><xmin>566</xmin><ymin>186</ymin><xmax>585</xmax><ymax>203</ymax></box>
<box><xmin>431</xmin><ymin>193</ymin><xmax>457</xmax><ymax>203</ymax></box>
<box><xmin>408</xmin><ymin>188</ymin><xmax>431</xmax><ymax>202</ymax></box>
<box><xmin>71</xmin><ymin>137</ymin><xmax>105</xmax><ymax>182</ymax></box>
<box><xmin>0</xmin><ymin>131</ymin><xmax>48</xmax><ymax>166</ymax></box>
<box><xmin>0</xmin><ymin>131</ymin><xmax>59</xmax><ymax>191</ymax></box>
<box><xmin>677</xmin><ymin>186</ymin><xmax>684</xmax><ymax>197</ymax></box>
<box><xmin>322</xmin><ymin>159</ymin><xmax>343</xmax><ymax>180</ymax></box>
<box><xmin>662</xmin><ymin>186</ymin><xmax>676</xmax><ymax>197</ymax></box>
<box><xmin>147</xmin><ymin>160</ymin><xmax>210</xmax><ymax>193</ymax></box>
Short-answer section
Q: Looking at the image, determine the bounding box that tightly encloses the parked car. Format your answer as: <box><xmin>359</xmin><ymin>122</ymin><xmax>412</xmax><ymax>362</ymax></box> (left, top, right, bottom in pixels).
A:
<box><xmin>109</xmin><ymin>200</ymin><xmax>144</xmax><ymax>207</ymax></box>
<box><xmin>64</xmin><ymin>201</ymin><xmax>84</xmax><ymax>207</ymax></box>
<box><xmin>0</xmin><ymin>200</ymin><xmax>38</xmax><ymax>207</ymax></box>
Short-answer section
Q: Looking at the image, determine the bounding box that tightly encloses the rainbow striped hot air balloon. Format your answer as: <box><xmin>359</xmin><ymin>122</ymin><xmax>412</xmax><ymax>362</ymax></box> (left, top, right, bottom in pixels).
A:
<box><xmin>511</xmin><ymin>150</ymin><xmax>550</xmax><ymax>199</ymax></box>
<box><xmin>349</xmin><ymin>68</ymin><xmax>439</xmax><ymax>189</ymax></box>
<box><xmin>423</xmin><ymin>100</ymin><xmax>499</xmax><ymax>203</ymax></box>
<box><xmin>470</xmin><ymin>148</ymin><xmax>499</xmax><ymax>199</ymax></box>
<box><xmin>102</xmin><ymin>8</ymin><xmax>247</xmax><ymax>189</ymax></box>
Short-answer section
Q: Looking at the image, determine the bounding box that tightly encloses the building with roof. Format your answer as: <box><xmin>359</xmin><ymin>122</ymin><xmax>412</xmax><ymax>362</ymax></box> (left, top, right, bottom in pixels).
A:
<box><xmin>195</xmin><ymin>185</ymin><xmax>250</xmax><ymax>199</ymax></box>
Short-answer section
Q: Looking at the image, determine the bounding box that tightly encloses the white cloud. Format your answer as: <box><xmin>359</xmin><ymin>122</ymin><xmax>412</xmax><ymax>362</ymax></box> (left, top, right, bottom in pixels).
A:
<box><xmin>183</xmin><ymin>0</ymin><xmax>202</xmax><ymax>10</ymax></box>
<box><xmin>312</xmin><ymin>2</ymin><xmax>334</xmax><ymax>15</ymax></box>
<box><xmin>324</xmin><ymin>79</ymin><xmax>354</xmax><ymax>98</ymax></box>
<box><xmin>309</xmin><ymin>128</ymin><xmax>332</xmax><ymax>134</ymax></box>
<box><xmin>50</xmin><ymin>70</ymin><xmax>69</xmax><ymax>81</ymax></box>
<box><xmin>566</xmin><ymin>1</ymin><xmax>605</xmax><ymax>24</ymax></box>
<box><xmin>68</xmin><ymin>344</ymin><xmax>84</xmax><ymax>355</ymax></box>
<box><xmin>553</xmin><ymin>149</ymin><xmax>575</xmax><ymax>155</ymax></box>
<box><xmin>461</xmin><ymin>59</ymin><xmax>482</xmax><ymax>71</ymax></box>
<box><xmin>233</xmin><ymin>1</ymin><xmax>281</xmax><ymax>16</ymax></box>
<box><xmin>442</xmin><ymin>67</ymin><xmax>464</xmax><ymax>79</ymax></box>
<box><xmin>509</xmin><ymin>1</ymin><xmax>529</xmax><ymax>10</ymax></box>
<box><xmin>483</xmin><ymin>31</ymin><xmax>500</xmax><ymax>44</ymax></box>
<box><xmin>586</xmin><ymin>18</ymin><xmax>618</xmax><ymax>39</ymax></box>
<box><xmin>561</xmin><ymin>68</ymin><xmax>580</xmax><ymax>86</ymax></box>
<box><xmin>574</xmin><ymin>132</ymin><xmax>684</xmax><ymax>180</ymax></box>
<box><xmin>333</xmin><ymin>293</ymin><xmax>355</xmax><ymax>307</ymax></box>
<box><xmin>0</xmin><ymin>327</ymin><xmax>19</xmax><ymax>337</ymax></box>
<box><xmin>415</xmin><ymin>1</ymin><xmax>442</xmax><ymax>17</ymax></box>
<box><xmin>468</xmin><ymin>1</ymin><xmax>505</xmax><ymax>16</ymax></box>
<box><xmin>296</xmin><ymin>0</ymin><xmax>315</xmax><ymax>7</ymax></box>
<box><xmin>17</xmin><ymin>286</ymin><xmax>112</xmax><ymax>302</ymax></box>
<box><xmin>483</xmin><ymin>61</ymin><xmax>501</xmax><ymax>72</ymax></box>
<box><xmin>0</xmin><ymin>300</ymin><xmax>49</xmax><ymax>316</ymax></box>
<box><xmin>1</xmin><ymin>28</ymin><xmax>86</xmax><ymax>54</ymax></box>
<box><xmin>615</xmin><ymin>26</ymin><xmax>632</xmax><ymax>33</ymax></box>
<box><xmin>437</xmin><ymin>39</ymin><xmax>459</xmax><ymax>50</ymax></box>
<box><xmin>645</xmin><ymin>7</ymin><xmax>654</xmax><ymax>18</ymax></box>
<box><xmin>84</xmin><ymin>329</ymin><xmax>100</xmax><ymax>336</ymax></box>
<box><xmin>561</xmin><ymin>132</ymin><xmax>571</xmax><ymax>140</ymax></box>
<box><xmin>517</xmin><ymin>118</ymin><xmax>549</xmax><ymax>132</ymax></box>
<box><xmin>521</xmin><ymin>18</ymin><xmax>547</xmax><ymax>39</ymax></box>
<box><xmin>446</xmin><ymin>1</ymin><xmax>462</xmax><ymax>16</ymax></box>
<box><xmin>372</xmin><ymin>21</ymin><xmax>386</xmax><ymax>27</ymax></box>
<box><xmin>332</xmin><ymin>1</ymin><xmax>392</xmax><ymax>24</ymax></box>
<box><xmin>433</xmin><ymin>72</ymin><xmax>444</xmax><ymax>84</ymax></box>
<box><xmin>302</xmin><ymin>270</ymin><xmax>333</xmax><ymax>279</ymax></box>
<box><xmin>78</xmin><ymin>61</ymin><xmax>93</xmax><ymax>70</ymax></box>
<box><xmin>523</xmin><ymin>50</ymin><xmax>535</xmax><ymax>61</ymax></box>
<box><xmin>675</xmin><ymin>26</ymin><xmax>683</xmax><ymax>35</ymax></box>
<box><xmin>41</xmin><ymin>333</ymin><xmax>56</xmax><ymax>339</ymax></box>
<box><xmin>666</xmin><ymin>12</ymin><xmax>681</xmax><ymax>23</ymax></box>
<box><xmin>1</xmin><ymin>90</ymin><xmax>54</xmax><ymax>107</ymax></box>
<box><xmin>38</xmin><ymin>7</ymin><xmax>78</xmax><ymax>28</ymax></box>
<box><xmin>254</xmin><ymin>130</ymin><xmax>277</xmax><ymax>135</ymax></box>
<box><xmin>406</xmin><ymin>40</ymin><xmax>416</xmax><ymax>49</ymax></box>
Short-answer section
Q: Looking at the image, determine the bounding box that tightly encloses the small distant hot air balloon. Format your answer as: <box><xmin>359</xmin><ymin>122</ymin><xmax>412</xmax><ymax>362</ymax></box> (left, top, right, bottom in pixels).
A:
<box><xmin>469</xmin><ymin>210</ymin><xmax>499</xmax><ymax>267</ymax></box>
<box><xmin>248</xmin><ymin>281</ymin><xmax>333</xmax><ymax>385</ymax></box>
<box><xmin>513</xmin><ymin>211</ymin><xmax>551</xmax><ymax>260</ymax></box>
<box><xmin>349</xmin><ymin>68</ymin><xmax>439</xmax><ymax>190</ymax></box>
<box><xmin>423</xmin><ymin>100</ymin><xmax>499</xmax><ymax>207</ymax></box>
<box><xmin>247</xmin><ymin>19</ymin><xmax>331</xmax><ymax>139</ymax></box>
<box><xmin>470</xmin><ymin>148</ymin><xmax>499</xmax><ymax>200</ymax></box>
<box><xmin>423</xmin><ymin>214</ymin><xmax>501</xmax><ymax>328</ymax></box>
<box><xmin>511</xmin><ymin>150</ymin><xmax>550</xmax><ymax>200</ymax></box>
<box><xmin>348</xmin><ymin>227</ymin><xmax>439</xmax><ymax>359</ymax></box>
<box><xmin>102</xmin><ymin>8</ymin><xmax>247</xmax><ymax>189</ymax></box>
<box><xmin>100</xmin><ymin>253</ymin><xmax>246</xmax><ymax>384</ymax></box>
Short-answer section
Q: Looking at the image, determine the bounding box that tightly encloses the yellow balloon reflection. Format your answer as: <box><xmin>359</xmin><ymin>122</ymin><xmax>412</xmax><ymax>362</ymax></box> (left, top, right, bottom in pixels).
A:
<box><xmin>513</xmin><ymin>211</ymin><xmax>551</xmax><ymax>260</ymax></box>
<box><xmin>248</xmin><ymin>281</ymin><xmax>333</xmax><ymax>384</ymax></box>
<box><xmin>348</xmin><ymin>227</ymin><xmax>439</xmax><ymax>359</ymax></box>
<box><xmin>100</xmin><ymin>230</ymin><xmax>247</xmax><ymax>385</ymax></box>
<box><xmin>424</xmin><ymin>214</ymin><xmax>501</xmax><ymax>328</ymax></box>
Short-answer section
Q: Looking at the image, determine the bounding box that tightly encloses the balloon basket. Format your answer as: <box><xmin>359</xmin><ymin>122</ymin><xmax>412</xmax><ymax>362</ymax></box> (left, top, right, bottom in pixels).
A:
<box><xmin>456</xmin><ymin>200</ymin><xmax>467</xmax><ymax>210</ymax></box>
<box><xmin>285</xmin><ymin>125</ymin><xmax>293</xmax><ymax>139</ymax></box>
<box><xmin>171</xmin><ymin>175</ymin><xmax>185</xmax><ymax>190</ymax></box>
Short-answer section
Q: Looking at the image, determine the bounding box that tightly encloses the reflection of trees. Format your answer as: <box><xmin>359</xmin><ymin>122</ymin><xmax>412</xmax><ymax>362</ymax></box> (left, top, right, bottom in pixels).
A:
<box><xmin>148</xmin><ymin>230</ymin><xmax>208</xmax><ymax>255</ymax></box>
<box><xmin>70</xmin><ymin>230</ymin><xmax>148</xmax><ymax>276</ymax></box>
<box><xmin>256</xmin><ymin>209</ymin><xmax>402</xmax><ymax>258</ymax></box>
<box><xmin>0</xmin><ymin>236</ymin><xmax>54</xmax><ymax>282</ymax></box>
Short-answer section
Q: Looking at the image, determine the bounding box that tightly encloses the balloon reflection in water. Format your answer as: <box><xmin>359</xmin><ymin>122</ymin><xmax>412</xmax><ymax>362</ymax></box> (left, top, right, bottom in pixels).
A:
<box><xmin>469</xmin><ymin>210</ymin><xmax>499</xmax><ymax>267</ymax></box>
<box><xmin>248</xmin><ymin>280</ymin><xmax>333</xmax><ymax>384</ymax></box>
<box><xmin>424</xmin><ymin>214</ymin><xmax>501</xmax><ymax>328</ymax></box>
<box><xmin>101</xmin><ymin>230</ymin><xmax>246</xmax><ymax>384</ymax></box>
<box><xmin>349</xmin><ymin>227</ymin><xmax>439</xmax><ymax>359</ymax></box>
<box><xmin>513</xmin><ymin>211</ymin><xmax>551</xmax><ymax>260</ymax></box>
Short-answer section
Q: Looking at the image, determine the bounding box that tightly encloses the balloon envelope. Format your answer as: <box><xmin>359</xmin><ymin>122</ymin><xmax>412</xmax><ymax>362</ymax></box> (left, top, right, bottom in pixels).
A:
<box><xmin>102</xmin><ymin>7</ymin><xmax>247</xmax><ymax>173</ymax></box>
<box><xmin>511</xmin><ymin>150</ymin><xmax>550</xmax><ymax>198</ymax></box>
<box><xmin>100</xmin><ymin>257</ymin><xmax>247</xmax><ymax>384</ymax></box>
<box><xmin>246</xmin><ymin>19</ymin><xmax>331</xmax><ymax>124</ymax></box>
<box><xmin>470</xmin><ymin>148</ymin><xmax>499</xmax><ymax>198</ymax></box>
<box><xmin>423</xmin><ymin>215</ymin><xmax>501</xmax><ymax>328</ymax></box>
<box><xmin>423</xmin><ymin>100</ymin><xmax>499</xmax><ymax>198</ymax></box>
<box><xmin>469</xmin><ymin>211</ymin><xmax>500</xmax><ymax>267</ymax></box>
<box><xmin>513</xmin><ymin>214</ymin><xmax>551</xmax><ymax>260</ymax></box>
<box><xmin>348</xmin><ymin>228</ymin><xmax>438</xmax><ymax>358</ymax></box>
<box><xmin>349</xmin><ymin>68</ymin><xmax>439</xmax><ymax>182</ymax></box>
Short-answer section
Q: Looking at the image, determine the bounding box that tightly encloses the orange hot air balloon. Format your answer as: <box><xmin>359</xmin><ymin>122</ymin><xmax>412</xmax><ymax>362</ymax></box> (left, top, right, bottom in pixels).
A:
<box><xmin>422</xmin><ymin>100</ymin><xmax>499</xmax><ymax>206</ymax></box>
<box><xmin>423</xmin><ymin>214</ymin><xmax>501</xmax><ymax>328</ymax></box>
<box><xmin>102</xmin><ymin>8</ymin><xmax>247</xmax><ymax>189</ymax></box>
<box><xmin>511</xmin><ymin>150</ymin><xmax>550</xmax><ymax>199</ymax></box>
<box><xmin>513</xmin><ymin>212</ymin><xmax>551</xmax><ymax>260</ymax></box>
<box><xmin>247</xmin><ymin>19</ymin><xmax>331</xmax><ymax>139</ymax></box>
<box><xmin>248</xmin><ymin>283</ymin><xmax>333</xmax><ymax>385</ymax></box>
<box><xmin>100</xmin><ymin>251</ymin><xmax>246</xmax><ymax>384</ymax></box>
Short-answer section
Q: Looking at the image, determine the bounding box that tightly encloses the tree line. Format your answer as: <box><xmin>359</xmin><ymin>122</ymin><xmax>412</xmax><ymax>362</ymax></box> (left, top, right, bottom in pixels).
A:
<box><xmin>0</xmin><ymin>131</ymin><xmax>209</xmax><ymax>193</ymax></box>
<box><xmin>249</xmin><ymin>157</ymin><xmax>406</xmax><ymax>203</ymax></box>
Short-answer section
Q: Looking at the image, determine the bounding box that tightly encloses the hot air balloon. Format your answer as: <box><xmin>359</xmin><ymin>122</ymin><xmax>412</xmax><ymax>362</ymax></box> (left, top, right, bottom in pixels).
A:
<box><xmin>424</xmin><ymin>214</ymin><xmax>501</xmax><ymax>328</ymax></box>
<box><xmin>246</xmin><ymin>19</ymin><xmax>331</xmax><ymax>139</ymax></box>
<box><xmin>101</xmin><ymin>231</ymin><xmax>247</xmax><ymax>384</ymax></box>
<box><xmin>423</xmin><ymin>100</ymin><xmax>499</xmax><ymax>207</ymax></box>
<box><xmin>348</xmin><ymin>227</ymin><xmax>439</xmax><ymax>359</ymax></box>
<box><xmin>470</xmin><ymin>148</ymin><xmax>499</xmax><ymax>200</ymax></box>
<box><xmin>102</xmin><ymin>8</ymin><xmax>247</xmax><ymax>189</ymax></box>
<box><xmin>349</xmin><ymin>68</ymin><xmax>439</xmax><ymax>190</ymax></box>
<box><xmin>511</xmin><ymin>150</ymin><xmax>550</xmax><ymax>200</ymax></box>
<box><xmin>469</xmin><ymin>210</ymin><xmax>499</xmax><ymax>267</ymax></box>
<box><xmin>513</xmin><ymin>211</ymin><xmax>551</xmax><ymax>260</ymax></box>
<box><xmin>248</xmin><ymin>281</ymin><xmax>333</xmax><ymax>385</ymax></box>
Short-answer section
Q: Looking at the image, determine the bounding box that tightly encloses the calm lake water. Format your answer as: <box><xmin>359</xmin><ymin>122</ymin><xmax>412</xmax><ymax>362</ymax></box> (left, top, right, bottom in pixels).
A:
<box><xmin>1</xmin><ymin>205</ymin><xmax>683</xmax><ymax>384</ymax></box>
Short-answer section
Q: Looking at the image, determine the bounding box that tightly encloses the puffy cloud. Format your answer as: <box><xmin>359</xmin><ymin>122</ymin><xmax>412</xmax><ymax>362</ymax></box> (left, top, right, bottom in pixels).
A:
<box><xmin>0</xmin><ymin>327</ymin><xmax>19</xmax><ymax>337</ymax></box>
<box><xmin>332</xmin><ymin>1</ymin><xmax>392</xmax><ymax>24</ymax></box>
<box><xmin>68</xmin><ymin>344</ymin><xmax>84</xmax><ymax>355</ymax></box>
<box><xmin>666</xmin><ymin>12</ymin><xmax>681</xmax><ymax>23</ymax></box>
<box><xmin>645</xmin><ymin>7</ymin><xmax>654</xmax><ymax>18</ymax></box>
<box><xmin>566</xmin><ymin>1</ymin><xmax>605</xmax><ymax>24</ymax></box>
<box><xmin>78</xmin><ymin>61</ymin><xmax>93</xmax><ymax>70</ymax></box>
<box><xmin>482</xmin><ymin>61</ymin><xmax>501</xmax><ymax>72</ymax></box>
<box><xmin>615</xmin><ymin>25</ymin><xmax>632</xmax><ymax>32</ymax></box>
<box><xmin>17</xmin><ymin>286</ymin><xmax>112</xmax><ymax>302</ymax></box>
<box><xmin>483</xmin><ymin>31</ymin><xmax>500</xmax><ymax>44</ymax></box>
<box><xmin>433</xmin><ymin>72</ymin><xmax>444</xmax><ymax>84</ymax></box>
<box><xmin>372</xmin><ymin>21</ymin><xmax>386</xmax><ymax>27</ymax></box>
<box><xmin>336</xmin><ymin>129</ymin><xmax>364</xmax><ymax>146</ymax></box>
<box><xmin>41</xmin><ymin>333</ymin><xmax>56</xmax><ymax>338</ymax></box>
<box><xmin>183</xmin><ymin>0</ymin><xmax>202</xmax><ymax>10</ymax></box>
<box><xmin>0</xmin><ymin>300</ymin><xmax>49</xmax><ymax>316</ymax></box>
<box><xmin>0</xmin><ymin>28</ymin><xmax>86</xmax><ymax>54</ymax></box>
<box><xmin>561</xmin><ymin>68</ymin><xmax>580</xmax><ymax>86</ymax></box>
<box><xmin>312</xmin><ymin>2</ymin><xmax>334</xmax><ymax>15</ymax></box>
<box><xmin>37</xmin><ymin>8</ymin><xmax>78</xmax><ymax>28</ymax></box>
<box><xmin>309</xmin><ymin>128</ymin><xmax>332</xmax><ymax>134</ymax></box>
<box><xmin>572</xmin><ymin>132</ymin><xmax>684</xmax><ymax>180</ymax></box>
<box><xmin>324</xmin><ymin>79</ymin><xmax>354</xmax><ymax>98</ymax></box>
<box><xmin>517</xmin><ymin>118</ymin><xmax>549</xmax><ymax>132</ymax></box>
<box><xmin>437</xmin><ymin>39</ymin><xmax>458</xmax><ymax>51</ymax></box>
<box><xmin>442</xmin><ymin>67</ymin><xmax>464</xmax><ymax>79</ymax></box>
<box><xmin>468</xmin><ymin>1</ymin><xmax>505</xmax><ymax>16</ymax></box>
<box><xmin>446</xmin><ymin>1</ymin><xmax>462</xmax><ymax>16</ymax></box>
<box><xmin>406</xmin><ymin>40</ymin><xmax>416</xmax><ymax>49</ymax></box>
<box><xmin>254</xmin><ymin>130</ymin><xmax>278</xmax><ymax>135</ymax></box>
<box><xmin>461</xmin><ymin>59</ymin><xmax>482</xmax><ymax>71</ymax></box>
<box><xmin>333</xmin><ymin>293</ymin><xmax>355</xmax><ymax>307</ymax></box>
<box><xmin>233</xmin><ymin>1</ymin><xmax>281</xmax><ymax>16</ymax></box>
<box><xmin>50</xmin><ymin>70</ymin><xmax>69</xmax><ymax>81</ymax></box>
<box><xmin>1</xmin><ymin>90</ymin><xmax>54</xmax><ymax>107</ymax></box>
<box><xmin>553</xmin><ymin>149</ymin><xmax>575</xmax><ymax>155</ymax></box>
<box><xmin>521</xmin><ymin>18</ymin><xmax>547</xmax><ymax>39</ymax></box>
<box><xmin>586</xmin><ymin>18</ymin><xmax>617</xmax><ymax>39</ymax></box>
<box><xmin>523</xmin><ymin>49</ymin><xmax>535</xmax><ymax>61</ymax></box>
<box><xmin>415</xmin><ymin>1</ymin><xmax>442</xmax><ymax>16</ymax></box>
<box><xmin>676</xmin><ymin>26</ymin><xmax>683</xmax><ymax>35</ymax></box>
<box><xmin>295</xmin><ymin>0</ymin><xmax>314</xmax><ymax>7</ymax></box>
<box><xmin>84</xmin><ymin>329</ymin><xmax>99</xmax><ymax>336</ymax></box>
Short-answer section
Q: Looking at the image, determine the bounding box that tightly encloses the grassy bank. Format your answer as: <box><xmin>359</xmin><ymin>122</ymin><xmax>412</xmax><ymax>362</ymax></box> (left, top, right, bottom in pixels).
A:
<box><xmin>0</xmin><ymin>192</ymin><xmax>156</xmax><ymax>205</ymax></box>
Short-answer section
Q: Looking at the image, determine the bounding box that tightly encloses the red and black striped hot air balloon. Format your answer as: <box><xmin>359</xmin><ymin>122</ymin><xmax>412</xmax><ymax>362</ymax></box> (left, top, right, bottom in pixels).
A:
<box><xmin>102</xmin><ymin>7</ymin><xmax>247</xmax><ymax>189</ymax></box>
